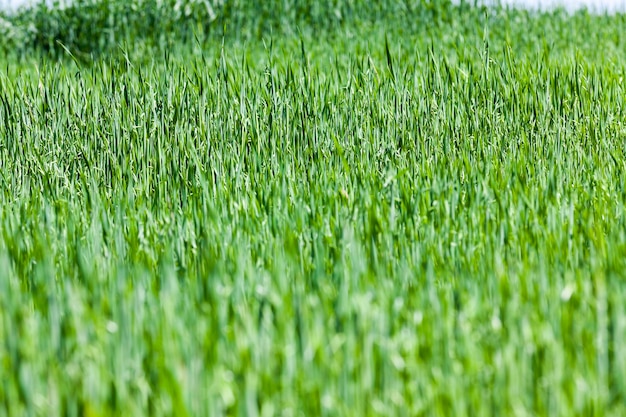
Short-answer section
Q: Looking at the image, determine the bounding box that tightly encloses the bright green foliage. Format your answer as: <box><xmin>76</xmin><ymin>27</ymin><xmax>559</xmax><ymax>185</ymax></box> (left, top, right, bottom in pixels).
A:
<box><xmin>1</xmin><ymin>1</ymin><xmax>626</xmax><ymax>416</ymax></box>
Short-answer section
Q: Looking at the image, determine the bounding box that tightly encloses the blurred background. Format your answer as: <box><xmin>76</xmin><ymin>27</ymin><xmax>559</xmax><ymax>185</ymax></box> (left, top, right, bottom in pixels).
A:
<box><xmin>2</xmin><ymin>0</ymin><xmax>626</xmax><ymax>13</ymax></box>
<box><xmin>481</xmin><ymin>0</ymin><xmax>626</xmax><ymax>12</ymax></box>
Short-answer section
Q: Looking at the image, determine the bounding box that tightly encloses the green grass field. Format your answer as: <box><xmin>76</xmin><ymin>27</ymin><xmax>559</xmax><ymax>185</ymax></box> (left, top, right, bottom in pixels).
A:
<box><xmin>1</xmin><ymin>1</ymin><xmax>626</xmax><ymax>416</ymax></box>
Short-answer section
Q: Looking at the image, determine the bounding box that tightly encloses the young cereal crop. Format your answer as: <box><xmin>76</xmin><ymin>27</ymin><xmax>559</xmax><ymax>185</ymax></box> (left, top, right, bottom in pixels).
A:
<box><xmin>0</xmin><ymin>1</ymin><xmax>625</xmax><ymax>416</ymax></box>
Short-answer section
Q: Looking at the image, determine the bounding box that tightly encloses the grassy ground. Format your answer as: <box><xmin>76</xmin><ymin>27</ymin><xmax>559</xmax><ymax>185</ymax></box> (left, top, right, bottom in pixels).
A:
<box><xmin>1</xmin><ymin>1</ymin><xmax>626</xmax><ymax>416</ymax></box>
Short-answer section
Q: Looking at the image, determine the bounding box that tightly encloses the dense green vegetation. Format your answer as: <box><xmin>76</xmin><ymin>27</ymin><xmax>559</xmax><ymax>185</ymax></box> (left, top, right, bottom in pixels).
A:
<box><xmin>1</xmin><ymin>1</ymin><xmax>626</xmax><ymax>416</ymax></box>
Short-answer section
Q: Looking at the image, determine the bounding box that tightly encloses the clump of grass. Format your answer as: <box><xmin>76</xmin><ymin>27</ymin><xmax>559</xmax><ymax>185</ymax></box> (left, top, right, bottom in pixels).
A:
<box><xmin>1</xmin><ymin>1</ymin><xmax>626</xmax><ymax>416</ymax></box>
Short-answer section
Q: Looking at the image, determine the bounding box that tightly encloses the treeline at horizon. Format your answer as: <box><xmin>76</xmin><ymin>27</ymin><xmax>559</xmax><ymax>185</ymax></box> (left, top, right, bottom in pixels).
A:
<box><xmin>0</xmin><ymin>0</ymin><xmax>461</xmax><ymax>56</ymax></box>
<box><xmin>2</xmin><ymin>0</ymin><xmax>625</xmax><ymax>58</ymax></box>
